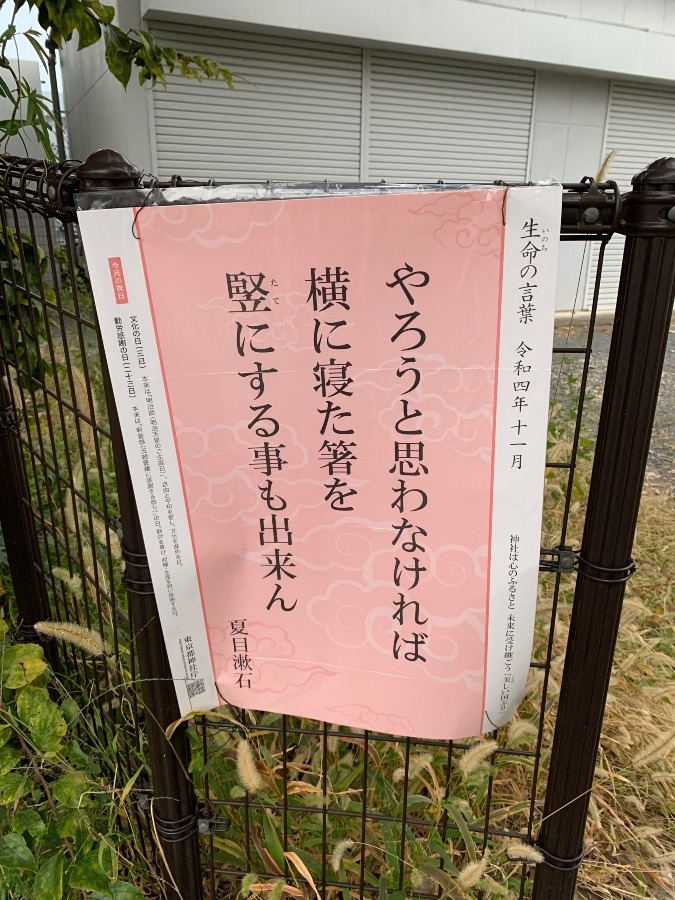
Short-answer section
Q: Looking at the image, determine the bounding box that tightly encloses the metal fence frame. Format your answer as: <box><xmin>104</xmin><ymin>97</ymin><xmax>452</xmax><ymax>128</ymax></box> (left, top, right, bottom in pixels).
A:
<box><xmin>0</xmin><ymin>150</ymin><xmax>673</xmax><ymax>900</ymax></box>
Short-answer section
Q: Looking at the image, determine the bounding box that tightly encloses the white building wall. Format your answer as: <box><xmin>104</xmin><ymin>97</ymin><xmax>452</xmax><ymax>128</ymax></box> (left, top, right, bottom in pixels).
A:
<box><xmin>529</xmin><ymin>72</ymin><xmax>609</xmax><ymax>310</ymax></box>
<box><xmin>141</xmin><ymin>0</ymin><xmax>675</xmax><ymax>83</ymax></box>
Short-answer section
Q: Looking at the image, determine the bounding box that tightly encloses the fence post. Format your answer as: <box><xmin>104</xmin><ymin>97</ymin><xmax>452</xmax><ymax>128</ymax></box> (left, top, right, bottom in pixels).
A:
<box><xmin>77</xmin><ymin>150</ymin><xmax>204</xmax><ymax>900</ymax></box>
<box><xmin>532</xmin><ymin>158</ymin><xmax>675</xmax><ymax>898</ymax></box>
<box><xmin>0</xmin><ymin>357</ymin><xmax>56</xmax><ymax>655</ymax></box>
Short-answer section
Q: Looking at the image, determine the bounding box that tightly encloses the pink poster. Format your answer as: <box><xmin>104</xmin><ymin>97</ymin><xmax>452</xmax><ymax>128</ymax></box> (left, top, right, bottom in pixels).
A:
<box><xmin>79</xmin><ymin>184</ymin><xmax>561</xmax><ymax>739</ymax></box>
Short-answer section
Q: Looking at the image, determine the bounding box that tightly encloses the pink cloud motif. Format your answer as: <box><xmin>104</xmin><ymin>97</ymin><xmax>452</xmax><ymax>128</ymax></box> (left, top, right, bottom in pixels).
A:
<box><xmin>173</xmin><ymin>413</ymin><xmax>340</xmax><ymax>524</ymax></box>
<box><xmin>179</xmin><ymin>466</ymin><xmax>211</xmax><ymax>513</ymax></box>
<box><xmin>362</xmin><ymin>538</ymin><xmax>487</xmax><ymax>588</ymax></box>
<box><xmin>213</xmin><ymin>620</ymin><xmax>335</xmax><ymax>695</ymax></box>
<box><xmin>139</xmin><ymin>200</ymin><xmax>286</xmax><ymax>247</ymax></box>
<box><xmin>175</xmin><ymin>418</ymin><xmax>309</xmax><ymax>467</ymax></box>
<box><xmin>367</xmin><ymin>606</ymin><xmax>485</xmax><ymax>687</ymax></box>
<box><xmin>179</xmin><ymin>469</ymin><xmax>328</xmax><ymax>528</ymax></box>
<box><xmin>215</xmin><ymin>660</ymin><xmax>336</xmax><ymax>695</ymax></box>
<box><xmin>253</xmin><ymin>659</ymin><xmax>336</xmax><ymax>694</ymax></box>
<box><xmin>210</xmin><ymin>620</ymin><xmax>295</xmax><ymax>662</ymax></box>
<box><xmin>307</xmin><ymin>580</ymin><xmax>393</xmax><ymax>649</ymax></box>
<box><xmin>175</xmin><ymin>416</ymin><xmax>309</xmax><ymax>468</ymax></box>
<box><xmin>435</xmin><ymin>543</ymin><xmax>488</xmax><ymax>588</ymax></box>
<box><xmin>198</xmin><ymin>290</ymin><xmax>337</xmax><ymax>356</ymax></box>
<box><xmin>412</xmin><ymin>191</ymin><xmax>504</xmax><ymax>258</ymax></box>
<box><xmin>326</xmin><ymin>703</ymin><xmax>414</xmax><ymax>735</ymax></box>
<box><xmin>292</xmin><ymin>517</ymin><xmax>388</xmax><ymax>576</ymax></box>
<box><xmin>376</xmin><ymin>371</ymin><xmax>494</xmax><ymax>459</ymax></box>
<box><xmin>181</xmin><ymin>466</ymin><xmax>261</xmax><ymax>522</ymax></box>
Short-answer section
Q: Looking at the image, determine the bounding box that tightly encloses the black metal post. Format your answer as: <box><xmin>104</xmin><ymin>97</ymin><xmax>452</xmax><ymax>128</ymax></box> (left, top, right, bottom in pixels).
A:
<box><xmin>0</xmin><ymin>357</ymin><xmax>56</xmax><ymax>655</ymax></box>
<box><xmin>533</xmin><ymin>158</ymin><xmax>675</xmax><ymax>898</ymax></box>
<box><xmin>77</xmin><ymin>150</ymin><xmax>204</xmax><ymax>900</ymax></box>
<box><xmin>46</xmin><ymin>38</ymin><xmax>67</xmax><ymax>164</ymax></box>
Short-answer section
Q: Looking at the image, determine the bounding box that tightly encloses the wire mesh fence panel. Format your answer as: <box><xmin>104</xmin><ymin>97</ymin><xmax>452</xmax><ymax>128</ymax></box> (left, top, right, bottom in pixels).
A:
<box><xmin>0</xmin><ymin>157</ymin><xmax>155</xmax><ymax>877</ymax></box>
<box><xmin>5</xmin><ymin>152</ymin><xmax>667</xmax><ymax>900</ymax></box>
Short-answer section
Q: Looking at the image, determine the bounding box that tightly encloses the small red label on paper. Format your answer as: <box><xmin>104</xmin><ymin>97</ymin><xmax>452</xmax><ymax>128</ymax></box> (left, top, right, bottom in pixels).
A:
<box><xmin>108</xmin><ymin>257</ymin><xmax>128</xmax><ymax>304</ymax></box>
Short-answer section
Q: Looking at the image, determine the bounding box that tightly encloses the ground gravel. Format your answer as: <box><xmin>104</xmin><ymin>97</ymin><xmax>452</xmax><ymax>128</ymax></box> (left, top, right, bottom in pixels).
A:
<box><xmin>553</xmin><ymin>319</ymin><xmax>675</xmax><ymax>494</ymax></box>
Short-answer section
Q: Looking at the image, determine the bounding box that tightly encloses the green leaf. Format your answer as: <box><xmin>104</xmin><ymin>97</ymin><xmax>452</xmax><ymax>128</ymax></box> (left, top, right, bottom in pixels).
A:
<box><xmin>0</xmin><ymin>772</ymin><xmax>29</xmax><ymax>806</ymax></box>
<box><xmin>75</xmin><ymin>11</ymin><xmax>102</xmax><ymax>51</ymax></box>
<box><xmin>88</xmin><ymin>1</ymin><xmax>116</xmax><ymax>25</ymax></box>
<box><xmin>16</xmin><ymin>685</ymin><xmax>49</xmax><ymax>724</ymax></box>
<box><xmin>211</xmin><ymin>836</ymin><xmax>248</xmax><ymax>868</ymax></box>
<box><xmin>16</xmin><ymin>686</ymin><xmax>66</xmax><ymax>753</ymax></box>
<box><xmin>0</xmin><ymin>117</ymin><xmax>30</xmax><ymax>138</ymax></box>
<box><xmin>61</xmin><ymin>697</ymin><xmax>79</xmax><ymax>727</ymax></box>
<box><xmin>262</xmin><ymin>811</ymin><xmax>285</xmax><ymax>873</ymax></box>
<box><xmin>33</xmin><ymin>853</ymin><xmax>63</xmax><ymax>900</ymax></box>
<box><xmin>91</xmin><ymin>883</ymin><xmax>144</xmax><ymax>899</ymax></box>
<box><xmin>0</xmin><ymin>726</ymin><xmax>12</xmax><ymax>750</ymax></box>
<box><xmin>52</xmin><ymin>773</ymin><xmax>91</xmax><ymax>809</ymax></box>
<box><xmin>23</xmin><ymin>31</ymin><xmax>50</xmax><ymax>67</ymax></box>
<box><xmin>444</xmin><ymin>802</ymin><xmax>477</xmax><ymax>862</ymax></box>
<box><xmin>0</xmin><ymin>24</ymin><xmax>17</xmax><ymax>45</ymax></box>
<box><xmin>427</xmin><ymin>838</ymin><xmax>460</xmax><ymax>875</ymax></box>
<box><xmin>67</xmin><ymin>737</ymin><xmax>94</xmax><ymax>771</ymax></box>
<box><xmin>67</xmin><ymin>860</ymin><xmax>112</xmax><ymax>896</ymax></box>
<box><xmin>0</xmin><ymin>745</ymin><xmax>22</xmax><ymax>777</ymax></box>
<box><xmin>1</xmin><ymin>643</ymin><xmax>48</xmax><ymax>688</ymax></box>
<box><xmin>104</xmin><ymin>25</ymin><xmax>133</xmax><ymax>87</ymax></box>
<box><xmin>11</xmin><ymin>808</ymin><xmax>47</xmax><ymax>837</ymax></box>
<box><xmin>56</xmin><ymin>810</ymin><xmax>88</xmax><ymax>840</ymax></box>
<box><xmin>0</xmin><ymin>833</ymin><xmax>36</xmax><ymax>871</ymax></box>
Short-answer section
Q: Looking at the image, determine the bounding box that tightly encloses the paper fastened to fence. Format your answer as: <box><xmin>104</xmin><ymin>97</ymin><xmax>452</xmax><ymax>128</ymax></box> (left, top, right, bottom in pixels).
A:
<box><xmin>78</xmin><ymin>185</ymin><xmax>561</xmax><ymax>739</ymax></box>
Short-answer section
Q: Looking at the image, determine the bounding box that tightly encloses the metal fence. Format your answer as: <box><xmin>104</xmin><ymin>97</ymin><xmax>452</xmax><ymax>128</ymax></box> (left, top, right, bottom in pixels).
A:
<box><xmin>0</xmin><ymin>151</ymin><xmax>673</xmax><ymax>900</ymax></box>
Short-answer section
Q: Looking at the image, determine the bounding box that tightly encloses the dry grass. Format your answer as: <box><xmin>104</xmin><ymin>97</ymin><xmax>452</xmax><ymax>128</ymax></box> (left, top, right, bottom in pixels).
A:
<box><xmin>574</xmin><ymin>488</ymin><xmax>675</xmax><ymax>899</ymax></box>
<box><xmin>527</xmin><ymin>469</ymin><xmax>675</xmax><ymax>900</ymax></box>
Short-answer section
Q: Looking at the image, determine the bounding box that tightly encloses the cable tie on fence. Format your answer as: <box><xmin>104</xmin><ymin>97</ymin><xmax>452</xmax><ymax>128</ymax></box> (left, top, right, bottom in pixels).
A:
<box><xmin>534</xmin><ymin>842</ymin><xmax>586</xmax><ymax>872</ymax></box>
<box><xmin>131</xmin><ymin>176</ymin><xmax>159</xmax><ymax>240</ymax></box>
<box><xmin>132</xmin><ymin>788</ymin><xmax>153</xmax><ymax>811</ymax></box>
<box><xmin>122</xmin><ymin>571</ymin><xmax>155</xmax><ymax>596</ymax></box>
<box><xmin>539</xmin><ymin>545</ymin><xmax>578</xmax><ymax>574</ymax></box>
<box><xmin>197</xmin><ymin>814</ymin><xmax>231</xmax><ymax>835</ymax></box>
<box><xmin>153</xmin><ymin>809</ymin><xmax>199</xmax><ymax>843</ymax></box>
<box><xmin>19</xmin><ymin>623</ymin><xmax>43</xmax><ymax>643</ymax></box>
<box><xmin>575</xmin><ymin>556</ymin><xmax>637</xmax><ymax>584</ymax></box>
<box><xmin>120</xmin><ymin>541</ymin><xmax>149</xmax><ymax>565</ymax></box>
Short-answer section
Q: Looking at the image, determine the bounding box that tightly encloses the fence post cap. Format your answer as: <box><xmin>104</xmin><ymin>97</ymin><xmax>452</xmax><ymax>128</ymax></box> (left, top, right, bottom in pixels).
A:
<box><xmin>77</xmin><ymin>149</ymin><xmax>141</xmax><ymax>191</ymax></box>
<box><xmin>631</xmin><ymin>157</ymin><xmax>675</xmax><ymax>189</ymax></box>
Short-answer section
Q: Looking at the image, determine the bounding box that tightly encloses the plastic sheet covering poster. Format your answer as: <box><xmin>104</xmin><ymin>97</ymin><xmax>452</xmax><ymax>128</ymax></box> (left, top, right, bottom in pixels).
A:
<box><xmin>78</xmin><ymin>182</ymin><xmax>562</xmax><ymax>739</ymax></box>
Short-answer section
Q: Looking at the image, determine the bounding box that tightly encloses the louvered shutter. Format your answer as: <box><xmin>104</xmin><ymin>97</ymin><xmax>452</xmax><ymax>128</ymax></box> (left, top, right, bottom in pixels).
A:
<box><xmin>588</xmin><ymin>81</ymin><xmax>675</xmax><ymax>309</ymax></box>
<box><xmin>150</xmin><ymin>24</ymin><xmax>363</xmax><ymax>181</ymax></box>
<box><xmin>366</xmin><ymin>50</ymin><xmax>534</xmax><ymax>182</ymax></box>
